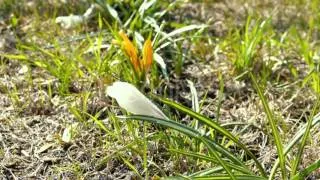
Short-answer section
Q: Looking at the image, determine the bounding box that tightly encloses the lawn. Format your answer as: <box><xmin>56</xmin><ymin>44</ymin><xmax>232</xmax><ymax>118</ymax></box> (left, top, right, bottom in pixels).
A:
<box><xmin>0</xmin><ymin>0</ymin><xmax>320</xmax><ymax>179</ymax></box>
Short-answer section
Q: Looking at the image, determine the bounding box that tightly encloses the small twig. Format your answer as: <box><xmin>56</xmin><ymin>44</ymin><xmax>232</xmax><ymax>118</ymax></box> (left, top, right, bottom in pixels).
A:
<box><xmin>1</xmin><ymin>165</ymin><xmax>18</xmax><ymax>180</ymax></box>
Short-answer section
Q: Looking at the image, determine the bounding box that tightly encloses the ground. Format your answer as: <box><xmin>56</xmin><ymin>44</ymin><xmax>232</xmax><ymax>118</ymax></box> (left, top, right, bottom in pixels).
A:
<box><xmin>0</xmin><ymin>0</ymin><xmax>320</xmax><ymax>179</ymax></box>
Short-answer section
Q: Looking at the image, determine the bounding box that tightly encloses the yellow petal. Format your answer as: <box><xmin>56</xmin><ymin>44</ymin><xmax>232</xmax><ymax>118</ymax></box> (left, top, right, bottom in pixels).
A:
<box><xmin>119</xmin><ymin>31</ymin><xmax>140</xmax><ymax>72</ymax></box>
<box><xmin>142</xmin><ymin>38</ymin><xmax>153</xmax><ymax>71</ymax></box>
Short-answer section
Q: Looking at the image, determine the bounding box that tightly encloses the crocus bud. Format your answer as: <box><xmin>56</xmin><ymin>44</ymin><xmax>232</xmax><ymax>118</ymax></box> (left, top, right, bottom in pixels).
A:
<box><xmin>106</xmin><ymin>81</ymin><xmax>167</xmax><ymax>119</ymax></box>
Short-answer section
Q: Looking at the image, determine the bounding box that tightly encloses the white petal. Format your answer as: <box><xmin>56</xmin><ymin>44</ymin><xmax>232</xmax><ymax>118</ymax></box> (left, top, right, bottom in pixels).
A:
<box><xmin>153</xmin><ymin>52</ymin><xmax>166</xmax><ymax>70</ymax></box>
<box><xmin>84</xmin><ymin>44</ymin><xmax>110</xmax><ymax>54</ymax></box>
<box><xmin>62</xmin><ymin>123</ymin><xmax>78</xmax><ymax>143</ymax></box>
<box><xmin>106</xmin><ymin>81</ymin><xmax>168</xmax><ymax>119</ymax></box>
<box><xmin>83</xmin><ymin>4</ymin><xmax>95</xmax><ymax>20</ymax></box>
<box><xmin>55</xmin><ymin>15</ymin><xmax>83</xmax><ymax>29</ymax></box>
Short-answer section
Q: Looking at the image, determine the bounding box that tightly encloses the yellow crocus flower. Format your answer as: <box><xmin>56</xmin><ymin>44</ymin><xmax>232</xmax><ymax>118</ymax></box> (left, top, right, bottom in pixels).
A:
<box><xmin>118</xmin><ymin>31</ymin><xmax>153</xmax><ymax>74</ymax></box>
<box><xmin>119</xmin><ymin>31</ymin><xmax>140</xmax><ymax>72</ymax></box>
<box><xmin>142</xmin><ymin>38</ymin><xmax>153</xmax><ymax>72</ymax></box>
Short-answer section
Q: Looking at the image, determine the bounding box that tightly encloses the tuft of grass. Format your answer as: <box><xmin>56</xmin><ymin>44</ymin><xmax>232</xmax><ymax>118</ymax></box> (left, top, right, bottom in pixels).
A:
<box><xmin>250</xmin><ymin>72</ymin><xmax>286</xmax><ymax>179</ymax></box>
<box><xmin>122</xmin><ymin>96</ymin><xmax>320</xmax><ymax>179</ymax></box>
<box><xmin>231</xmin><ymin>17</ymin><xmax>268</xmax><ymax>77</ymax></box>
<box><xmin>2</xmin><ymin>1</ymin><xmax>320</xmax><ymax>179</ymax></box>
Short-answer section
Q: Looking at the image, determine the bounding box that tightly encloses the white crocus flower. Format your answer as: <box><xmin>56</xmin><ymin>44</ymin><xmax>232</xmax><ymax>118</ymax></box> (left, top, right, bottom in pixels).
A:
<box><xmin>55</xmin><ymin>4</ymin><xmax>95</xmax><ymax>29</ymax></box>
<box><xmin>106</xmin><ymin>81</ymin><xmax>168</xmax><ymax>119</ymax></box>
<box><xmin>55</xmin><ymin>15</ymin><xmax>83</xmax><ymax>29</ymax></box>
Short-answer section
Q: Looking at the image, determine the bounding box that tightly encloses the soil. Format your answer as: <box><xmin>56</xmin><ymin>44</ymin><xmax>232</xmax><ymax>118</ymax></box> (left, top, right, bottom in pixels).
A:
<box><xmin>1</xmin><ymin>0</ymin><xmax>320</xmax><ymax>179</ymax></box>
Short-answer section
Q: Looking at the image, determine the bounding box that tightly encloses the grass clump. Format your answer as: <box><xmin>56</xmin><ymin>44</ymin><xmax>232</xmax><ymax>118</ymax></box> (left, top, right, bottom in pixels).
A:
<box><xmin>0</xmin><ymin>0</ymin><xmax>320</xmax><ymax>179</ymax></box>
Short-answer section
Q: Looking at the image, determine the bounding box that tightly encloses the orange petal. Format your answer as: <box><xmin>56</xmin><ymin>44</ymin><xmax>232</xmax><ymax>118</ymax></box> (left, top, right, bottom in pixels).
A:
<box><xmin>119</xmin><ymin>31</ymin><xmax>139</xmax><ymax>71</ymax></box>
<box><xmin>119</xmin><ymin>31</ymin><xmax>131</xmax><ymax>43</ymax></box>
<box><xmin>142</xmin><ymin>38</ymin><xmax>153</xmax><ymax>71</ymax></box>
<box><xmin>123</xmin><ymin>41</ymin><xmax>139</xmax><ymax>71</ymax></box>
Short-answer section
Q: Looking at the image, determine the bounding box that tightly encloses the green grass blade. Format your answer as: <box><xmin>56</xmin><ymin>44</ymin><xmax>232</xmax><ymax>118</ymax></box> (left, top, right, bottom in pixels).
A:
<box><xmin>187</xmin><ymin>80</ymin><xmax>200</xmax><ymax>113</ymax></box>
<box><xmin>169</xmin><ymin>149</ymin><xmax>254</xmax><ymax>175</ymax></box>
<box><xmin>269</xmin><ymin>113</ymin><xmax>320</xmax><ymax>179</ymax></box>
<box><xmin>121</xmin><ymin>115</ymin><xmax>248</xmax><ymax>169</ymax></box>
<box><xmin>291</xmin><ymin>97</ymin><xmax>320</xmax><ymax>176</ymax></box>
<box><xmin>200</xmin><ymin>138</ymin><xmax>236</xmax><ymax>180</ymax></box>
<box><xmin>249</xmin><ymin>72</ymin><xmax>286</xmax><ymax>179</ymax></box>
<box><xmin>155</xmin><ymin>97</ymin><xmax>267</xmax><ymax>177</ymax></box>
<box><xmin>158</xmin><ymin>24</ymin><xmax>208</xmax><ymax>44</ymax></box>
<box><xmin>84</xmin><ymin>111</ymin><xmax>116</xmax><ymax>137</ymax></box>
<box><xmin>192</xmin><ymin>174</ymin><xmax>267</xmax><ymax>180</ymax></box>
<box><xmin>122</xmin><ymin>116</ymin><xmax>237</xmax><ymax>179</ymax></box>
<box><xmin>0</xmin><ymin>54</ymin><xmax>28</xmax><ymax>60</ymax></box>
<box><xmin>120</xmin><ymin>156</ymin><xmax>143</xmax><ymax>179</ymax></box>
<box><xmin>163</xmin><ymin>174</ymin><xmax>266</xmax><ymax>180</ymax></box>
<box><xmin>203</xmin><ymin>136</ymin><xmax>245</xmax><ymax>167</ymax></box>
<box><xmin>162</xmin><ymin>175</ymin><xmax>190</xmax><ymax>180</ymax></box>
<box><xmin>189</xmin><ymin>167</ymin><xmax>229</xmax><ymax>177</ymax></box>
<box><xmin>291</xmin><ymin>159</ymin><xmax>320</xmax><ymax>180</ymax></box>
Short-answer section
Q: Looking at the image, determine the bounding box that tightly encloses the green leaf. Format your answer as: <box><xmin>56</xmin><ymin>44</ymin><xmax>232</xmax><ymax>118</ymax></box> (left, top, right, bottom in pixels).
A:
<box><xmin>250</xmin><ymin>72</ymin><xmax>286</xmax><ymax>179</ymax></box>
<box><xmin>153</xmin><ymin>52</ymin><xmax>167</xmax><ymax>72</ymax></box>
<box><xmin>84</xmin><ymin>111</ymin><xmax>116</xmax><ymax>137</ymax></box>
<box><xmin>291</xmin><ymin>97</ymin><xmax>320</xmax><ymax>176</ymax></box>
<box><xmin>201</xmin><ymin>138</ymin><xmax>236</xmax><ymax>180</ymax></box>
<box><xmin>107</xmin><ymin>4</ymin><xmax>120</xmax><ymax>22</ymax></box>
<box><xmin>1</xmin><ymin>54</ymin><xmax>28</xmax><ymax>60</ymax></box>
<box><xmin>10</xmin><ymin>14</ymin><xmax>18</xmax><ymax>27</ymax></box>
<box><xmin>155</xmin><ymin>97</ymin><xmax>267</xmax><ymax>177</ymax></box>
<box><xmin>291</xmin><ymin>159</ymin><xmax>320</xmax><ymax>180</ymax></box>
<box><xmin>269</xmin><ymin>112</ymin><xmax>320</xmax><ymax>180</ymax></box>
<box><xmin>34</xmin><ymin>61</ymin><xmax>48</xmax><ymax>68</ymax></box>
<box><xmin>187</xmin><ymin>80</ymin><xmax>200</xmax><ymax>113</ymax></box>
<box><xmin>121</xmin><ymin>115</ymin><xmax>248</xmax><ymax>172</ymax></box>
<box><xmin>120</xmin><ymin>156</ymin><xmax>143</xmax><ymax>179</ymax></box>
<box><xmin>158</xmin><ymin>24</ymin><xmax>208</xmax><ymax>44</ymax></box>
<box><xmin>192</xmin><ymin>174</ymin><xmax>267</xmax><ymax>180</ymax></box>
<box><xmin>138</xmin><ymin>0</ymin><xmax>157</xmax><ymax>17</ymax></box>
<box><xmin>169</xmin><ymin>149</ymin><xmax>254</xmax><ymax>175</ymax></box>
<box><xmin>189</xmin><ymin>167</ymin><xmax>229</xmax><ymax>177</ymax></box>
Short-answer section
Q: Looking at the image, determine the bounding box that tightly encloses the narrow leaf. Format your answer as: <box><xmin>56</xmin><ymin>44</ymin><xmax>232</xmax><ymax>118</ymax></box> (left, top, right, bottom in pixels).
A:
<box><xmin>291</xmin><ymin>159</ymin><xmax>320</xmax><ymax>180</ymax></box>
<box><xmin>121</xmin><ymin>115</ymin><xmax>247</xmax><ymax>168</ymax></box>
<box><xmin>291</xmin><ymin>97</ymin><xmax>320</xmax><ymax>175</ymax></box>
<box><xmin>250</xmin><ymin>72</ymin><xmax>286</xmax><ymax>179</ymax></box>
<box><xmin>159</xmin><ymin>24</ymin><xmax>208</xmax><ymax>44</ymax></box>
<box><xmin>269</xmin><ymin>112</ymin><xmax>320</xmax><ymax>180</ymax></box>
<box><xmin>155</xmin><ymin>96</ymin><xmax>267</xmax><ymax>177</ymax></box>
<box><xmin>169</xmin><ymin>149</ymin><xmax>254</xmax><ymax>175</ymax></box>
<box><xmin>1</xmin><ymin>54</ymin><xmax>28</xmax><ymax>60</ymax></box>
<box><xmin>192</xmin><ymin>174</ymin><xmax>267</xmax><ymax>180</ymax></box>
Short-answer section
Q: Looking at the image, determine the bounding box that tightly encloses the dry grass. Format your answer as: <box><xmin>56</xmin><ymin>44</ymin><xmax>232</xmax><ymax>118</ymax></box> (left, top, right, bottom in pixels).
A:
<box><xmin>1</xmin><ymin>0</ymin><xmax>320</xmax><ymax>179</ymax></box>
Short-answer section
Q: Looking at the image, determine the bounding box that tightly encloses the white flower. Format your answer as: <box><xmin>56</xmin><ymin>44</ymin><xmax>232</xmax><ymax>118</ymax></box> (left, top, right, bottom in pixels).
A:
<box><xmin>55</xmin><ymin>4</ymin><xmax>95</xmax><ymax>29</ymax></box>
<box><xmin>55</xmin><ymin>15</ymin><xmax>83</xmax><ymax>29</ymax></box>
<box><xmin>62</xmin><ymin>123</ymin><xmax>78</xmax><ymax>144</ymax></box>
<box><xmin>83</xmin><ymin>4</ymin><xmax>95</xmax><ymax>19</ymax></box>
<box><xmin>106</xmin><ymin>81</ymin><xmax>168</xmax><ymax>119</ymax></box>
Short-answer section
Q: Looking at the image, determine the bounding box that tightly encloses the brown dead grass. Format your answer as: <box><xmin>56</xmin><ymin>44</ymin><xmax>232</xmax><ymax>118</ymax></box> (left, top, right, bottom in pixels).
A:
<box><xmin>1</xmin><ymin>0</ymin><xmax>320</xmax><ymax>179</ymax></box>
